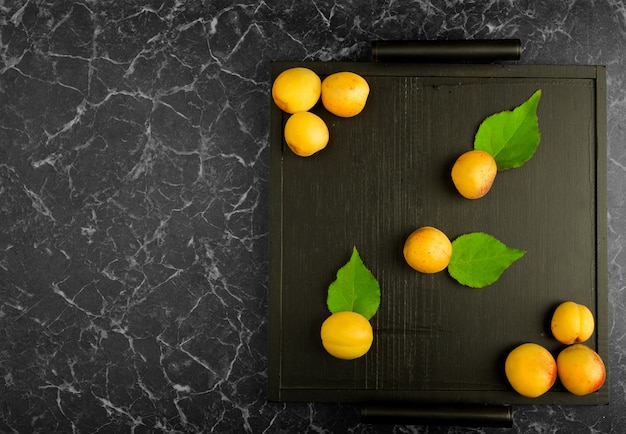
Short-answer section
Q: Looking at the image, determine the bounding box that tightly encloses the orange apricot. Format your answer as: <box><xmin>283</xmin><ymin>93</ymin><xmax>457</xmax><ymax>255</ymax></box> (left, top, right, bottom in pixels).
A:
<box><xmin>320</xmin><ymin>311</ymin><xmax>373</xmax><ymax>360</ymax></box>
<box><xmin>272</xmin><ymin>67</ymin><xmax>321</xmax><ymax>114</ymax></box>
<box><xmin>321</xmin><ymin>71</ymin><xmax>370</xmax><ymax>117</ymax></box>
<box><xmin>403</xmin><ymin>226</ymin><xmax>452</xmax><ymax>274</ymax></box>
<box><xmin>551</xmin><ymin>301</ymin><xmax>595</xmax><ymax>345</ymax></box>
<box><xmin>557</xmin><ymin>344</ymin><xmax>606</xmax><ymax>396</ymax></box>
<box><xmin>451</xmin><ymin>149</ymin><xmax>497</xmax><ymax>199</ymax></box>
<box><xmin>505</xmin><ymin>343</ymin><xmax>557</xmax><ymax>398</ymax></box>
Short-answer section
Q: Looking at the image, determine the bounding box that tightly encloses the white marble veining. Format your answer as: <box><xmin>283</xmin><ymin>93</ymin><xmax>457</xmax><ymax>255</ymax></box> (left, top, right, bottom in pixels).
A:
<box><xmin>1</xmin><ymin>1</ymin><xmax>625</xmax><ymax>432</ymax></box>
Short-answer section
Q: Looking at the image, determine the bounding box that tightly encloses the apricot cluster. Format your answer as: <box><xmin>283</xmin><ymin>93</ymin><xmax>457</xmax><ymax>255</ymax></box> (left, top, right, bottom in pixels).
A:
<box><xmin>272</xmin><ymin>67</ymin><xmax>370</xmax><ymax>157</ymax></box>
<box><xmin>505</xmin><ymin>301</ymin><xmax>605</xmax><ymax>398</ymax></box>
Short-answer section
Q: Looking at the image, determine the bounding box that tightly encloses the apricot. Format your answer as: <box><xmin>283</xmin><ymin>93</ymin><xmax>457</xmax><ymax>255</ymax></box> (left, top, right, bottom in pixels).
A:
<box><xmin>451</xmin><ymin>149</ymin><xmax>498</xmax><ymax>199</ymax></box>
<box><xmin>272</xmin><ymin>67</ymin><xmax>321</xmax><ymax>114</ymax></box>
<box><xmin>320</xmin><ymin>311</ymin><xmax>373</xmax><ymax>360</ymax></box>
<box><xmin>557</xmin><ymin>344</ymin><xmax>606</xmax><ymax>396</ymax></box>
<box><xmin>283</xmin><ymin>111</ymin><xmax>329</xmax><ymax>157</ymax></box>
<box><xmin>505</xmin><ymin>343</ymin><xmax>557</xmax><ymax>398</ymax></box>
<box><xmin>551</xmin><ymin>301</ymin><xmax>595</xmax><ymax>345</ymax></box>
<box><xmin>321</xmin><ymin>71</ymin><xmax>370</xmax><ymax>117</ymax></box>
<box><xmin>403</xmin><ymin>226</ymin><xmax>452</xmax><ymax>274</ymax></box>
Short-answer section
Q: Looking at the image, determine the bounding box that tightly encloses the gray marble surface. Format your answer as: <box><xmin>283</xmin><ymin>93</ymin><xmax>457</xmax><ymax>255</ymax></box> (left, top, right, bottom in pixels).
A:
<box><xmin>0</xmin><ymin>1</ymin><xmax>625</xmax><ymax>433</ymax></box>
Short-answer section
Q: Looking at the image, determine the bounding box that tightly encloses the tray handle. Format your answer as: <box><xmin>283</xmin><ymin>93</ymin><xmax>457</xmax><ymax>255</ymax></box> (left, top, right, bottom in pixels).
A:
<box><xmin>371</xmin><ymin>39</ymin><xmax>521</xmax><ymax>63</ymax></box>
<box><xmin>361</xmin><ymin>403</ymin><xmax>513</xmax><ymax>427</ymax></box>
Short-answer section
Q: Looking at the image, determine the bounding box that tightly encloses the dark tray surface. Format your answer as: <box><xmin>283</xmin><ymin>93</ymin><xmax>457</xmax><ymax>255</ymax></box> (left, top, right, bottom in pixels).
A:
<box><xmin>269</xmin><ymin>62</ymin><xmax>608</xmax><ymax>406</ymax></box>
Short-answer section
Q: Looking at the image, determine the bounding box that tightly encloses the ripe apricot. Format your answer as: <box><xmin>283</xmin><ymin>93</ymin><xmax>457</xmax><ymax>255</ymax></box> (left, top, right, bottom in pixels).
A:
<box><xmin>557</xmin><ymin>344</ymin><xmax>606</xmax><ymax>396</ymax></box>
<box><xmin>505</xmin><ymin>343</ymin><xmax>557</xmax><ymax>398</ymax></box>
<box><xmin>272</xmin><ymin>67</ymin><xmax>321</xmax><ymax>114</ymax></box>
<box><xmin>320</xmin><ymin>311</ymin><xmax>373</xmax><ymax>360</ymax></box>
<box><xmin>283</xmin><ymin>111</ymin><xmax>329</xmax><ymax>157</ymax></box>
<box><xmin>321</xmin><ymin>71</ymin><xmax>370</xmax><ymax>117</ymax></box>
<box><xmin>451</xmin><ymin>149</ymin><xmax>497</xmax><ymax>199</ymax></box>
<box><xmin>551</xmin><ymin>301</ymin><xmax>595</xmax><ymax>345</ymax></box>
<box><xmin>403</xmin><ymin>226</ymin><xmax>452</xmax><ymax>273</ymax></box>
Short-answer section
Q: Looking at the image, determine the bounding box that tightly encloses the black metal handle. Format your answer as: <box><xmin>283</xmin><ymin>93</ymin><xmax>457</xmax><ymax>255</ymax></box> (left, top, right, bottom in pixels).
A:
<box><xmin>371</xmin><ymin>39</ymin><xmax>521</xmax><ymax>63</ymax></box>
<box><xmin>361</xmin><ymin>403</ymin><xmax>513</xmax><ymax>427</ymax></box>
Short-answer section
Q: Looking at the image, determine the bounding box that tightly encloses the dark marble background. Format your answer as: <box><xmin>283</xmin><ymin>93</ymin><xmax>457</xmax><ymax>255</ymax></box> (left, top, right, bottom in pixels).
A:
<box><xmin>1</xmin><ymin>1</ymin><xmax>625</xmax><ymax>433</ymax></box>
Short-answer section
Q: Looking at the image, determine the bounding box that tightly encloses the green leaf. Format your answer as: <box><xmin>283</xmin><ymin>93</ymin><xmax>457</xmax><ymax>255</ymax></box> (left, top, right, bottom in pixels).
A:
<box><xmin>474</xmin><ymin>90</ymin><xmax>541</xmax><ymax>171</ymax></box>
<box><xmin>327</xmin><ymin>247</ymin><xmax>380</xmax><ymax>320</ymax></box>
<box><xmin>448</xmin><ymin>232</ymin><xmax>526</xmax><ymax>288</ymax></box>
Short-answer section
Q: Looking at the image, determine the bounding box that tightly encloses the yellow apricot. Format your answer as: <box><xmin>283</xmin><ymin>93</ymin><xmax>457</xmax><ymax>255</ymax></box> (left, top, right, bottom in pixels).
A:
<box><xmin>451</xmin><ymin>150</ymin><xmax>497</xmax><ymax>199</ymax></box>
<box><xmin>505</xmin><ymin>343</ymin><xmax>557</xmax><ymax>398</ymax></box>
<box><xmin>403</xmin><ymin>226</ymin><xmax>452</xmax><ymax>274</ymax></box>
<box><xmin>557</xmin><ymin>344</ymin><xmax>606</xmax><ymax>396</ymax></box>
<box><xmin>321</xmin><ymin>71</ymin><xmax>370</xmax><ymax>117</ymax></box>
<box><xmin>272</xmin><ymin>67</ymin><xmax>321</xmax><ymax>114</ymax></box>
<box><xmin>283</xmin><ymin>112</ymin><xmax>329</xmax><ymax>157</ymax></box>
<box><xmin>551</xmin><ymin>301</ymin><xmax>595</xmax><ymax>345</ymax></box>
<box><xmin>320</xmin><ymin>311</ymin><xmax>373</xmax><ymax>360</ymax></box>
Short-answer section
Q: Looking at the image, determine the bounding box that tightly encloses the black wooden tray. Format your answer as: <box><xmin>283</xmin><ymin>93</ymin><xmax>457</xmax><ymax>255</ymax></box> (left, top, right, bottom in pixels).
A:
<box><xmin>268</xmin><ymin>62</ymin><xmax>607</xmax><ymax>406</ymax></box>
